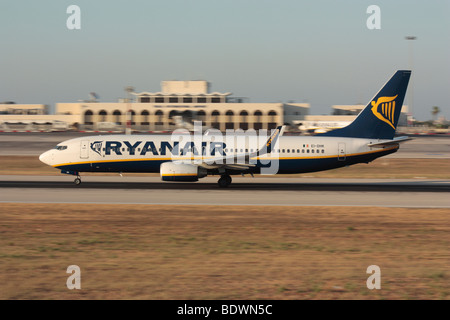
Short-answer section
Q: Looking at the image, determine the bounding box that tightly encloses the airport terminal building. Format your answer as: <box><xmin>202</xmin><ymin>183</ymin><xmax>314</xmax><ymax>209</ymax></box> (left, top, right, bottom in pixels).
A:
<box><xmin>0</xmin><ymin>80</ymin><xmax>409</xmax><ymax>133</ymax></box>
<box><xmin>55</xmin><ymin>80</ymin><xmax>310</xmax><ymax>132</ymax></box>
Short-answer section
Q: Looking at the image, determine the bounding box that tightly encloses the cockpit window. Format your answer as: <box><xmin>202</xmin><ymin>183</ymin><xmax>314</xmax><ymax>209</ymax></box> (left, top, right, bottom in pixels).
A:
<box><xmin>55</xmin><ymin>145</ymin><xmax>67</xmax><ymax>151</ymax></box>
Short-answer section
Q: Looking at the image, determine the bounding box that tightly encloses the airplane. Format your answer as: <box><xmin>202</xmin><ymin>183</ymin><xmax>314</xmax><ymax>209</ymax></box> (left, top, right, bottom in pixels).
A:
<box><xmin>39</xmin><ymin>70</ymin><xmax>411</xmax><ymax>187</ymax></box>
<box><xmin>293</xmin><ymin>120</ymin><xmax>352</xmax><ymax>134</ymax></box>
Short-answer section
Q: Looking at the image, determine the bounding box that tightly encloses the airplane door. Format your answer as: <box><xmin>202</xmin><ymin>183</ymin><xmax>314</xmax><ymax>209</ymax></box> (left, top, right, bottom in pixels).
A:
<box><xmin>80</xmin><ymin>140</ymin><xmax>89</xmax><ymax>159</ymax></box>
<box><xmin>338</xmin><ymin>143</ymin><xmax>346</xmax><ymax>161</ymax></box>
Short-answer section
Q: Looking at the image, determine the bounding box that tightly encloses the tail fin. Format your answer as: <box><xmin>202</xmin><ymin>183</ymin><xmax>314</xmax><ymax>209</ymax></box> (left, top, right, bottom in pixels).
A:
<box><xmin>318</xmin><ymin>70</ymin><xmax>411</xmax><ymax>139</ymax></box>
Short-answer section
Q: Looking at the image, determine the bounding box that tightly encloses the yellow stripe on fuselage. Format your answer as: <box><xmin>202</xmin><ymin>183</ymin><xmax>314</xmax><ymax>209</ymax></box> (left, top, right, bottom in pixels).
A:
<box><xmin>53</xmin><ymin>146</ymin><xmax>398</xmax><ymax>168</ymax></box>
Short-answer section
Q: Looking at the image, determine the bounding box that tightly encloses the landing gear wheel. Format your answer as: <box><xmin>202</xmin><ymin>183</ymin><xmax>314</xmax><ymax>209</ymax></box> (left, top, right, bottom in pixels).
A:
<box><xmin>74</xmin><ymin>177</ymin><xmax>81</xmax><ymax>185</ymax></box>
<box><xmin>218</xmin><ymin>175</ymin><xmax>232</xmax><ymax>188</ymax></box>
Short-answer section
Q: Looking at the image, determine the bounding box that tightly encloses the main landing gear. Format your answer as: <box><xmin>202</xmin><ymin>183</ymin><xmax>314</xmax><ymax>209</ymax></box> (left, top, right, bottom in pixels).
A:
<box><xmin>218</xmin><ymin>174</ymin><xmax>232</xmax><ymax>188</ymax></box>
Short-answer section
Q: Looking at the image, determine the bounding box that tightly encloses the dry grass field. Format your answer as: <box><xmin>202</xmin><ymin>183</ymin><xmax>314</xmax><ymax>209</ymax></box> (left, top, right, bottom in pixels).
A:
<box><xmin>0</xmin><ymin>204</ymin><xmax>448</xmax><ymax>300</ymax></box>
<box><xmin>0</xmin><ymin>155</ymin><xmax>450</xmax><ymax>178</ymax></box>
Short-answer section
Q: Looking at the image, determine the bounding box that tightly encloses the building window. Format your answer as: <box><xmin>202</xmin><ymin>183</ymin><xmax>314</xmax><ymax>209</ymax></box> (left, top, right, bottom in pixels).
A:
<box><xmin>211</xmin><ymin>110</ymin><xmax>220</xmax><ymax>129</ymax></box>
<box><xmin>113</xmin><ymin>110</ymin><xmax>121</xmax><ymax>124</ymax></box>
<box><xmin>225</xmin><ymin>110</ymin><xmax>234</xmax><ymax>121</ymax></box>
<box><xmin>268</xmin><ymin>111</ymin><xmax>278</xmax><ymax>131</ymax></box>
<box><xmin>129</xmin><ymin>110</ymin><xmax>136</xmax><ymax>125</ymax></box>
<box><xmin>183</xmin><ymin>97</ymin><xmax>193</xmax><ymax>103</ymax></box>
<box><xmin>169</xmin><ymin>97</ymin><xmax>179</xmax><ymax>103</ymax></box>
<box><xmin>155</xmin><ymin>97</ymin><xmax>165</xmax><ymax>103</ymax></box>
<box><xmin>268</xmin><ymin>110</ymin><xmax>277</xmax><ymax>122</ymax></box>
<box><xmin>182</xmin><ymin>110</ymin><xmax>193</xmax><ymax>123</ymax></box>
<box><xmin>168</xmin><ymin>110</ymin><xmax>180</xmax><ymax>125</ymax></box>
<box><xmin>254</xmin><ymin>123</ymin><xmax>263</xmax><ymax>130</ymax></box>
<box><xmin>254</xmin><ymin>110</ymin><xmax>263</xmax><ymax>129</ymax></box>
<box><xmin>254</xmin><ymin>110</ymin><xmax>262</xmax><ymax>122</ymax></box>
<box><xmin>211</xmin><ymin>97</ymin><xmax>221</xmax><ymax>103</ymax></box>
<box><xmin>84</xmin><ymin>110</ymin><xmax>93</xmax><ymax>125</ymax></box>
<box><xmin>197</xmin><ymin>97</ymin><xmax>207</xmax><ymax>103</ymax></box>
<box><xmin>140</xmin><ymin>97</ymin><xmax>150</xmax><ymax>103</ymax></box>
<box><xmin>225</xmin><ymin>110</ymin><xmax>234</xmax><ymax>129</ymax></box>
<box><xmin>239</xmin><ymin>110</ymin><xmax>248</xmax><ymax>130</ymax></box>
<box><xmin>225</xmin><ymin>122</ymin><xmax>234</xmax><ymax>129</ymax></box>
<box><xmin>141</xmin><ymin>110</ymin><xmax>150</xmax><ymax>125</ymax></box>
<box><xmin>99</xmin><ymin>110</ymin><xmax>107</xmax><ymax>122</ymax></box>
<box><xmin>239</xmin><ymin>123</ymin><xmax>248</xmax><ymax>130</ymax></box>
<box><xmin>155</xmin><ymin>110</ymin><xmax>164</xmax><ymax>125</ymax></box>
<box><xmin>196</xmin><ymin>110</ymin><xmax>206</xmax><ymax>125</ymax></box>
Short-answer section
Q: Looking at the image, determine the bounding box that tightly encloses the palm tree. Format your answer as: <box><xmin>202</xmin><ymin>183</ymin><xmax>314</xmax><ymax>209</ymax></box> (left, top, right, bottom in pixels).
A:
<box><xmin>431</xmin><ymin>106</ymin><xmax>440</xmax><ymax>122</ymax></box>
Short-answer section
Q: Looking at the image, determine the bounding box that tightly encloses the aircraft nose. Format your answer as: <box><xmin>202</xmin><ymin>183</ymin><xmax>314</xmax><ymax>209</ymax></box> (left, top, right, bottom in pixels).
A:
<box><xmin>39</xmin><ymin>150</ymin><xmax>53</xmax><ymax>166</ymax></box>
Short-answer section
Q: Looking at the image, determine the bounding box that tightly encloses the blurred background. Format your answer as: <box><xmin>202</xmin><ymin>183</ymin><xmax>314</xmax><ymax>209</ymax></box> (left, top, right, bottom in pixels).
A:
<box><xmin>0</xmin><ymin>0</ymin><xmax>449</xmax><ymax>134</ymax></box>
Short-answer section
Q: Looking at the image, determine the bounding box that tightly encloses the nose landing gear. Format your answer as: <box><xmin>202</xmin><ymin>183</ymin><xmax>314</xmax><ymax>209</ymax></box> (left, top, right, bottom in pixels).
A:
<box><xmin>74</xmin><ymin>176</ymin><xmax>82</xmax><ymax>185</ymax></box>
<box><xmin>60</xmin><ymin>170</ymin><xmax>82</xmax><ymax>185</ymax></box>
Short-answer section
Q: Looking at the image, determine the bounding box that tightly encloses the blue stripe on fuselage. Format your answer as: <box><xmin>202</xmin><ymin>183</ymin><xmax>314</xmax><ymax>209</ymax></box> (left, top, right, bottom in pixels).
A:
<box><xmin>55</xmin><ymin>147</ymin><xmax>397</xmax><ymax>174</ymax></box>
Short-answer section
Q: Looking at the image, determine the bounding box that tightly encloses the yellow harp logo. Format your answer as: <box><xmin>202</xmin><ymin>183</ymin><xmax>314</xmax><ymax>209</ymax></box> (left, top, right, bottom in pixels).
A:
<box><xmin>371</xmin><ymin>95</ymin><xmax>398</xmax><ymax>129</ymax></box>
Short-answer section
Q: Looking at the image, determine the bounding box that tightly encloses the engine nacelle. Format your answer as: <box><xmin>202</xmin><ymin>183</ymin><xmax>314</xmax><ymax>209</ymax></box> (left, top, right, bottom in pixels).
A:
<box><xmin>160</xmin><ymin>162</ymin><xmax>207</xmax><ymax>182</ymax></box>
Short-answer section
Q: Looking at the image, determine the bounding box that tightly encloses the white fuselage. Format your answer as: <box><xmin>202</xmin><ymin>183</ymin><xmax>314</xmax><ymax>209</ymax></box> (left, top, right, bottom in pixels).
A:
<box><xmin>39</xmin><ymin>134</ymin><xmax>398</xmax><ymax>176</ymax></box>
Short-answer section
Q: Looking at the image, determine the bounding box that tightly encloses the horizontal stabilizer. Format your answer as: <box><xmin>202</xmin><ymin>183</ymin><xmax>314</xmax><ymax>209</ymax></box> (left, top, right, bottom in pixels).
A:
<box><xmin>367</xmin><ymin>136</ymin><xmax>412</xmax><ymax>148</ymax></box>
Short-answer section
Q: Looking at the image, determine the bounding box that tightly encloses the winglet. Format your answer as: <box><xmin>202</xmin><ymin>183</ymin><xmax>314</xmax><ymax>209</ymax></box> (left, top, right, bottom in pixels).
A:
<box><xmin>262</xmin><ymin>125</ymin><xmax>285</xmax><ymax>154</ymax></box>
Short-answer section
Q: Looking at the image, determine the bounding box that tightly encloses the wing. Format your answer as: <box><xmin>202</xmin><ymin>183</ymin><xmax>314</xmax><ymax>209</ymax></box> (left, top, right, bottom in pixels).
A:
<box><xmin>198</xmin><ymin>126</ymin><xmax>285</xmax><ymax>171</ymax></box>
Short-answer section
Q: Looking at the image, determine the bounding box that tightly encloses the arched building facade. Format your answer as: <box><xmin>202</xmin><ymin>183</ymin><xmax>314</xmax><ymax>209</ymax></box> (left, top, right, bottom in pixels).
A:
<box><xmin>56</xmin><ymin>81</ymin><xmax>309</xmax><ymax>131</ymax></box>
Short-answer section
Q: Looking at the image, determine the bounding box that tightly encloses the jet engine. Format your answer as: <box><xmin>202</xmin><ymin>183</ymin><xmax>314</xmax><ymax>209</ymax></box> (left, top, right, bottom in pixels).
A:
<box><xmin>160</xmin><ymin>162</ymin><xmax>207</xmax><ymax>182</ymax></box>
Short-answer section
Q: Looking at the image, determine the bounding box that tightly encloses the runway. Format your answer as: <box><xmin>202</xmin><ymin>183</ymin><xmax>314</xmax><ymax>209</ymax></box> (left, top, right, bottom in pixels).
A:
<box><xmin>1</xmin><ymin>133</ymin><xmax>448</xmax><ymax>208</ymax></box>
<box><xmin>1</xmin><ymin>175</ymin><xmax>449</xmax><ymax>208</ymax></box>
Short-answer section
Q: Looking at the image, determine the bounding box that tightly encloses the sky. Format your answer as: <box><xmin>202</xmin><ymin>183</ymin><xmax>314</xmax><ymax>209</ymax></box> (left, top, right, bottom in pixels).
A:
<box><xmin>1</xmin><ymin>0</ymin><xmax>449</xmax><ymax>121</ymax></box>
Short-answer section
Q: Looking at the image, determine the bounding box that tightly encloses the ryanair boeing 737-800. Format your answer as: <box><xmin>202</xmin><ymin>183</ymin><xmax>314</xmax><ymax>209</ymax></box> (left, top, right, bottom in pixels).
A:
<box><xmin>39</xmin><ymin>70</ymin><xmax>411</xmax><ymax>187</ymax></box>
